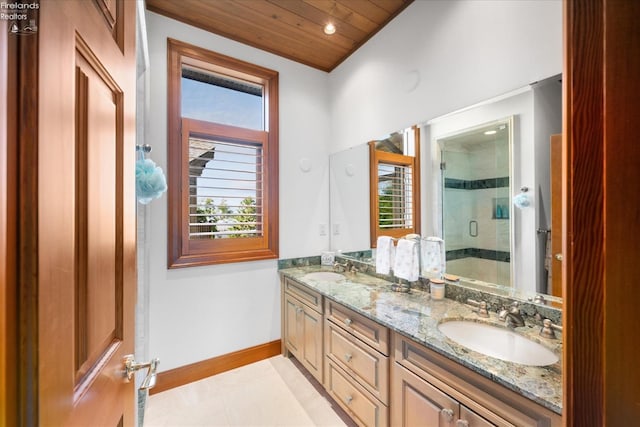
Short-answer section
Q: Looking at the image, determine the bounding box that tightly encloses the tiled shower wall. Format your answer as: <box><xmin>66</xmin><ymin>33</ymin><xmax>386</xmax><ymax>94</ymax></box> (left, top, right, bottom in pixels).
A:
<box><xmin>443</xmin><ymin>139</ymin><xmax>511</xmax><ymax>287</ymax></box>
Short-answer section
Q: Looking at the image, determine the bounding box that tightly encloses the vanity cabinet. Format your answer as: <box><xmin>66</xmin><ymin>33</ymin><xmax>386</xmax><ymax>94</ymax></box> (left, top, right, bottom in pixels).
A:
<box><xmin>282</xmin><ymin>278</ymin><xmax>324</xmax><ymax>383</ymax></box>
<box><xmin>392</xmin><ymin>333</ymin><xmax>561</xmax><ymax>427</ymax></box>
<box><xmin>280</xmin><ymin>272</ymin><xmax>561</xmax><ymax>427</ymax></box>
<box><xmin>324</xmin><ymin>300</ymin><xmax>390</xmax><ymax>427</ymax></box>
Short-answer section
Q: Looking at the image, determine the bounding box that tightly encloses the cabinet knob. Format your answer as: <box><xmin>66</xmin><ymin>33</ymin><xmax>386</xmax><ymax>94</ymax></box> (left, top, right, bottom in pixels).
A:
<box><xmin>344</xmin><ymin>353</ymin><xmax>353</xmax><ymax>362</ymax></box>
<box><xmin>344</xmin><ymin>318</ymin><xmax>352</xmax><ymax>326</ymax></box>
<box><xmin>296</xmin><ymin>306</ymin><xmax>303</xmax><ymax>314</ymax></box>
<box><xmin>456</xmin><ymin>420</ymin><xmax>470</xmax><ymax>427</ymax></box>
<box><xmin>345</xmin><ymin>395</ymin><xmax>353</xmax><ymax>405</ymax></box>
<box><xmin>441</xmin><ymin>408</ymin><xmax>454</xmax><ymax>422</ymax></box>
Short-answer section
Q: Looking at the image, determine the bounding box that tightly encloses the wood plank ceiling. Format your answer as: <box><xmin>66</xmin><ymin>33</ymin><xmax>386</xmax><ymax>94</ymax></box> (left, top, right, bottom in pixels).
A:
<box><xmin>146</xmin><ymin>0</ymin><xmax>414</xmax><ymax>72</ymax></box>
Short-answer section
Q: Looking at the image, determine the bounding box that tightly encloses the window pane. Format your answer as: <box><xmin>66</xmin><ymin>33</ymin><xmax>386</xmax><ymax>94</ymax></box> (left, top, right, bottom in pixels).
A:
<box><xmin>188</xmin><ymin>134</ymin><xmax>263</xmax><ymax>240</ymax></box>
<box><xmin>378</xmin><ymin>163</ymin><xmax>413</xmax><ymax>229</ymax></box>
<box><xmin>373</xmin><ymin>129</ymin><xmax>416</xmax><ymax>156</ymax></box>
<box><xmin>181</xmin><ymin>66</ymin><xmax>264</xmax><ymax>130</ymax></box>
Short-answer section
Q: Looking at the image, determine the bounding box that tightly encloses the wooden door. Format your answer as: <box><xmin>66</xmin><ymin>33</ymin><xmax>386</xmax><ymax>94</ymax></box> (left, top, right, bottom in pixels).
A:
<box><xmin>549</xmin><ymin>134</ymin><xmax>563</xmax><ymax>298</ymax></box>
<box><xmin>27</xmin><ymin>0</ymin><xmax>137</xmax><ymax>425</ymax></box>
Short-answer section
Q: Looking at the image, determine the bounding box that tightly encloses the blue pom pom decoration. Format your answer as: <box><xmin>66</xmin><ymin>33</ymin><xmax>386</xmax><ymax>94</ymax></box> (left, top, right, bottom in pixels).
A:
<box><xmin>136</xmin><ymin>158</ymin><xmax>167</xmax><ymax>204</ymax></box>
<box><xmin>512</xmin><ymin>192</ymin><xmax>530</xmax><ymax>209</ymax></box>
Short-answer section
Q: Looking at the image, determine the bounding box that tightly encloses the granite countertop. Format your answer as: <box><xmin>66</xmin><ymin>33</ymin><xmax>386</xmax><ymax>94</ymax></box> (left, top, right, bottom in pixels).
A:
<box><xmin>279</xmin><ymin>265</ymin><xmax>562</xmax><ymax>415</ymax></box>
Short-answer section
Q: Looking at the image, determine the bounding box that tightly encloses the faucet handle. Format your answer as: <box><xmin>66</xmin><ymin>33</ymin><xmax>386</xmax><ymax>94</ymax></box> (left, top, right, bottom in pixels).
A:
<box><xmin>509</xmin><ymin>301</ymin><xmax>521</xmax><ymax>313</ymax></box>
<box><xmin>467</xmin><ymin>299</ymin><xmax>489</xmax><ymax>318</ymax></box>
<box><xmin>540</xmin><ymin>319</ymin><xmax>563</xmax><ymax>339</ymax></box>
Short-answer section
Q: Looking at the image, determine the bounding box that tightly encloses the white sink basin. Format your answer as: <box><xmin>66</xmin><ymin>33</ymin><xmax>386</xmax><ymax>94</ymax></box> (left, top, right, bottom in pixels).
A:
<box><xmin>438</xmin><ymin>321</ymin><xmax>559</xmax><ymax>366</ymax></box>
<box><xmin>301</xmin><ymin>271</ymin><xmax>346</xmax><ymax>282</ymax></box>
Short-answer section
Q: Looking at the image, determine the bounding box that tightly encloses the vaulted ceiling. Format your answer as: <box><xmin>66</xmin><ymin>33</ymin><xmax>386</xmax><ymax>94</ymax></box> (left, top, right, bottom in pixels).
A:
<box><xmin>146</xmin><ymin>0</ymin><xmax>414</xmax><ymax>72</ymax></box>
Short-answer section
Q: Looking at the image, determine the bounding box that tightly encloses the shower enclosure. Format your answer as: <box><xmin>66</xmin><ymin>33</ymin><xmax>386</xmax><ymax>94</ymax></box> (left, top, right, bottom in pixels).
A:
<box><xmin>439</xmin><ymin>118</ymin><xmax>513</xmax><ymax>287</ymax></box>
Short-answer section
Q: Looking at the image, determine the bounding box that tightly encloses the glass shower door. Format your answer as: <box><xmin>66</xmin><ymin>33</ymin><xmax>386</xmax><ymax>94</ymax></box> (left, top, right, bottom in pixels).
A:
<box><xmin>439</xmin><ymin>119</ymin><xmax>512</xmax><ymax>288</ymax></box>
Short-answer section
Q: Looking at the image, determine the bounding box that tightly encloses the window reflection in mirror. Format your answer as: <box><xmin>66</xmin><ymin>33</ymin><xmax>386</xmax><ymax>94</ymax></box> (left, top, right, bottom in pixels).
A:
<box><xmin>368</xmin><ymin>126</ymin><xmax>421</xmax><ymax>247</ymax></box>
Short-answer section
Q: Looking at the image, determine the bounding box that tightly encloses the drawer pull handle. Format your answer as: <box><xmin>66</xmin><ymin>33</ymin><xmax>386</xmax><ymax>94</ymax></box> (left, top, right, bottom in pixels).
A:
<box><xmin>345</xmin><ymin>395</ymin><xmax>353</xmax><ymax>405</ymax></box>
<box><xmin>344</xmin><ymin>318</ymin><xmax>352</xmax><ymax>326</ymax></box>
<box><xmin>441</xmin><ymin>408</ymin><xmax>454</xmax><ymax>422</ymax></box>
<box><xmin>344</xmin><ymin>353</ymin><xmax>352</xmax><ymax>362</ymax></box>
<box><xmin>456</xmin><ymin>420</ymin><xmax>470</xmax><ymax>427</ymax></box>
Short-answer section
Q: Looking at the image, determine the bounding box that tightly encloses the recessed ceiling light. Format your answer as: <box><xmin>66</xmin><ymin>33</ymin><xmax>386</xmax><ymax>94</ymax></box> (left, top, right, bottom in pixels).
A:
<box><xmin>484</xmin><ymin>130</ymin><xmax>497</xmax><ymax>135</ymax></box>
<box><xmin>324</xmin><ymin>23</ymin><xmax>336</xmax><ymax>35</ymax></box>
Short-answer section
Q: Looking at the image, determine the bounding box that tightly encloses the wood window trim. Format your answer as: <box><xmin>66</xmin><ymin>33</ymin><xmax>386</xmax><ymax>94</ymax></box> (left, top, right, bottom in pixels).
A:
<box><xmin>368</xmin><ymin>126</ymin><xmax>421</xmax><ymax>247</ymax></box>
<box><xmin>167</xmin><ymin>38</ymin><xmax>279</xmax><ymax>268</ymax></box>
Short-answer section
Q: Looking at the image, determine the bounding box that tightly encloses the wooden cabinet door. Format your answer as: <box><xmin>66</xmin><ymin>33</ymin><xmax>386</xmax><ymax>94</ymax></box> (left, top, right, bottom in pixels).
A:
<box><xmin>460</xmin><ymin>405</ymin><xmax>498</xmax><ymax>427</ymax></box>
<box><xmin>391</xmin><ymin>364</ymin><xmax>459</xmax><ymax>427</ymax></box>
<box><xmin>30</xmin><ymin>0</ymin><xmax>137</xmax><ymax>424</ymax></box>
<box><xmin>301</xmin><ymin>303</ymin><xmax>323</xmax><ymax>382</ymax></box>
<box><xmin>284</xmin><ymin>294</ymin><xmax>303</xmax><ymax>358</ymax></box>
<box><xmin>284</xmin><ymin>292</ymin><xmax>323</xmax><ymax>382</ymax></box>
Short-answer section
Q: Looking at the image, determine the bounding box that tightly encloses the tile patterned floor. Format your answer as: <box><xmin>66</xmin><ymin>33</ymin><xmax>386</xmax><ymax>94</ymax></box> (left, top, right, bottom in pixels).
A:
<box><xmin>143</xmin><ymin>356</ymin><xmax>351</xmax><ymax>427</ymax></box>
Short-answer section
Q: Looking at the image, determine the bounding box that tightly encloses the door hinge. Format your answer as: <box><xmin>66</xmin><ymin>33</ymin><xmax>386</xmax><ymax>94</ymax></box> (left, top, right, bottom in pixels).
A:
<box><xmin>440</xmin><ymin>162</ymin><xmax>446</xmax><ymax>170</ymax></box>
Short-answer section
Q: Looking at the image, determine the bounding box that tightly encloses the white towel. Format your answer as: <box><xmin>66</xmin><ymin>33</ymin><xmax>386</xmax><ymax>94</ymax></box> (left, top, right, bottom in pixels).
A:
<box><xmin>422</xmin><ymin>237</ymin><xmax>445</xmax><ymax>278</ymax></box>
<box><xmin>393</xmin><ymin>239</ymin><xmax>419</xmax><ymax>282</ymax></box>
<box><xmin>375</xmin><ymin>236</ymin><xmax>394</xmax><ymax>275</ymax></box>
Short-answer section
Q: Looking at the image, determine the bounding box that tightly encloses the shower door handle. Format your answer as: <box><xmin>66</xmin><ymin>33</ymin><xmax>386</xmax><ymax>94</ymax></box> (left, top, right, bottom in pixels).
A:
<box><xmin>469</xmin><ymin>220</ymin><xmax>478</xmax><ymax>237</ymax></box>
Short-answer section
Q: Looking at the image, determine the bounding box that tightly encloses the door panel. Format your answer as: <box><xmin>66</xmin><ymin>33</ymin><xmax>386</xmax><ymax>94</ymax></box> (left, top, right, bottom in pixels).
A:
<box><xmin>301</xmin><ymin>306</ymin><xmax>322</xmax><ymax>377</ymax></box>
<box><xmin>36</xmin><ymin>0</ymin><xmax>136</xmax><ymax>425</ymax></box>
<box><xmin>392</xmin><ymin>364</ymin><xmax>459</xmax><ymax>427</ymax></box>
<box><xmin>549</xmin><ymin>134</ymin><xmax>563</xmax><ymax>297</ymax></box>
<box><xmin>74</xmin><ymin>48</ymin><xmax>122</xmax><ymax>387</ymax></box>
<box><xmin>284</xmin><ymin>295</ymin><xmax>301</xmax><ymax>356</ymax></box>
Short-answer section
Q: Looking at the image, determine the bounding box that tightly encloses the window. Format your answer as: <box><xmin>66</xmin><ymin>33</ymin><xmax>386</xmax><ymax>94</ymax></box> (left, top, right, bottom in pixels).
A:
<box><xmin>167</xmin><ymin>39</ymin><xmax>279</xmax><ymax>268</ymax></box>
<box><xmin>369</xmin><ymin>126</ymin><xmax>421</xmax><ymax>247</ymax></box>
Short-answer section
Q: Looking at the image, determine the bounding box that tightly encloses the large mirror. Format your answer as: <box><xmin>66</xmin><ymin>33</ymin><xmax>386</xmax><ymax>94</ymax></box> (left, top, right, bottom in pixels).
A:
<box><xmin>329</xmin><ymin>75</ymin><xmax>562</xmax><ymax>302</ymax></box>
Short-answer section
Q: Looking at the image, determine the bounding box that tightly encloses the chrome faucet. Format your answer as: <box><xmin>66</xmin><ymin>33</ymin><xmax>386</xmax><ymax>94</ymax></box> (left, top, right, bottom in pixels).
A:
<box><xmin>467</xmin><ymin>299</ymin><xmax>489</xmax><ymax>318</ymax></box>
<box><xmin>540</xmin><ymin>319</ymin><xmax>563</xmax><ymax>339</ymax></box>
<box><xmin>503</xmin><ymin>301</ymin><xmax>525</xmax><ymax>328</ymax></box>
<box><xmin>333</xmin><ymin>260</ymin><xmax>357</xmax><ymax>274</ymax></box>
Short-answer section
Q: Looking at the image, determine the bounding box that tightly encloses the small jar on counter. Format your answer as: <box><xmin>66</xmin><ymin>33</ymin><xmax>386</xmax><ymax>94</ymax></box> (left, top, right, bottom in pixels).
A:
<box><xmin>429</xmin><ymin>278</ymin><xmax>445</xmax><ymax>300</ymax></box>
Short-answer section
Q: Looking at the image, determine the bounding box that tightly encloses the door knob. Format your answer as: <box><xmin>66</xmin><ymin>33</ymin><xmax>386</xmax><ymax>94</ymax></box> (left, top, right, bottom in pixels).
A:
<box><xmin>123</xmin><ymin>354</ymin><xmax>160</xmax><ymax>390</ymax></box>
<box><xmin>554</xmin><ymin>253</ymin><xmax>563</xmax><ymax>261</ymax></box>
<box><xmin>441</xmin><ymin>408</ymin><xmax>454</xmax><ymax>422</ymax></box>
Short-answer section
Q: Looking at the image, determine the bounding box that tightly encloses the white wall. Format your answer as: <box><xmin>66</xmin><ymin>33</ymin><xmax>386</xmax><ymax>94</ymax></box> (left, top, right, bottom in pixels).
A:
<box><xmin>328</xmin><ymin>0</ymin><xmax>562</xmax><ymax>154</ymax></box>
<box><xmin>145</xmin><ymin>11</ymin><xmax>331</xmax><ymax>371</ymax></box>
<box><xmin>329</xmin><ymin>144</ymin><xmax>370</xmax><ymax>252</ymax></box>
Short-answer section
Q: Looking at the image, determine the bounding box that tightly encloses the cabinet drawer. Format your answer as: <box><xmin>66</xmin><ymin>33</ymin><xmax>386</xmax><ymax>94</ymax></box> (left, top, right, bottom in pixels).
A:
<box><xmin>284</xmin><ymin>277</ymin><xmax>323</xmax><ymax>312</ymax></box>
<box><xmin>326</xmin><ymin>320</ymin><xmax>389</xmax><ymax>404</ymax></box>
<box><xmin>393</xmin><ymin>333</ymin><xmax>561</xmax><ymax>427</ymax></box>
<box><xmin>325</xmin><ymin>299</ymin><xmax>389</xmax><ymax>355</ymax></box>
<box><xmin>326</xmin><ymin>360</ymin><xmax>389</xmax><ymax>427</ymax></box>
